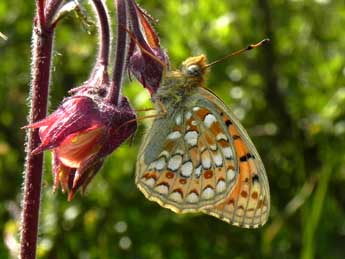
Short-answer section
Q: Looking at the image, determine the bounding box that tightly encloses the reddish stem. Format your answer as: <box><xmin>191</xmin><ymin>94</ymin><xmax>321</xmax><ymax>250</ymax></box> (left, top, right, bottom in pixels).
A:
<box><xmin>20</xmin><ymin>0</ymin><xmax>62</xmax><ymax>257</ymax></box>
<box><xmin>36</xmin><ymin>0</ymin><xmax>45</xmax><ymax>26</ymax></box>
<box><xmin>91</xmin><ymin>0</ymin><xmax>110</xmax><ymax>68</ymax></box>
<box><xmin>21</xmin><ymin>26</ymin><xmax>54</xmax><ymax>259</ymax></box>
<box><xmin>44</xmin><ymin>0</ymin><xmax>63</xmax><ymax>26</ymax></box>
<box><xmin>106</xmin><ymin>0</ymin><xmax>128</xmax><ymax>105</ymax></box>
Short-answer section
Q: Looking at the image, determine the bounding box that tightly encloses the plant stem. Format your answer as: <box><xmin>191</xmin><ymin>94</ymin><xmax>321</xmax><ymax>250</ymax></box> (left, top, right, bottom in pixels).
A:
<box><xmin>91</xmin><ymin>0</ymin><xmax>110</xmax><ymax>68</ymax></box>
<box><xmin>106</xmin><ymin>0</ymin><xmax>128</xmax><ymax>105</ymax></box>
<box><xmin>45</xmin><ymin>0</ymin><xmax>63</xmax><ymax>26</ymax></box>
<box><xmin>36</xmin><ymin>0</ymin><xmax>45</xmax><ymax>26</ymax></box>
<box><xmin>21</xmin><ymin>25</ymin><xmax>54</xmax><ymax>259</ymax></box>
<box><xmin>20</xmin><ymin>0</ymin><xmax>62</xmax><ymax>256</ymax></box>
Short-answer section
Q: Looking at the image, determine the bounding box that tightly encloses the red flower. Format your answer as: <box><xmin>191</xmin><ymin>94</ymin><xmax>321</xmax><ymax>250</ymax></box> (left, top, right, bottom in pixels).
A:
<box><xmin>126</xmin><ymin>0</ymin><xmax>169</xmax><ymax>94</ymax></box>
<box><xmin>26</xmin><ymin>95</ymin><xmax>137</xmax><ymax>200</ymax></box>
<box><xmin>129</xmin><ymin>47</ymin><xmax>168</xmax><ymax>95</ymax></box>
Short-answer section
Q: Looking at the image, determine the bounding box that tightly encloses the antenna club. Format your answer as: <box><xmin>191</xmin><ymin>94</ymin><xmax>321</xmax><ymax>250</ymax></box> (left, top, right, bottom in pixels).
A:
<box><xmin>205</xmin><ymin>38</ymin><xmax>270</xmax><ymax>69</ymax></box>
<box><xmin>247</xmin><ymin>38</ymin><xmax>271</xmax><ymax>50</ymax></box>
<box><xmin>262</xmin><ymin>38</ymin><xmax>271</xmax><ymax>44</ymax></box>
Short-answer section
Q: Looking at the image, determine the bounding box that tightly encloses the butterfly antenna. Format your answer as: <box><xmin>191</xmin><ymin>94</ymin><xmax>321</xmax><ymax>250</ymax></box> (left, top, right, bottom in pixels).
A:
<box><xmin>0</xmin><ymin>32</ymin><xmax>8</xmax><ymax>40</ymax></box>
<box><xmin>204</xmin><ymin>38</ymin><xmax>270</xmax><ymax>69</ymax></box>
<box><xmin>121</xmin><ymin>25</ymin><xmax>168</xmax><ymax>70</ymax></box>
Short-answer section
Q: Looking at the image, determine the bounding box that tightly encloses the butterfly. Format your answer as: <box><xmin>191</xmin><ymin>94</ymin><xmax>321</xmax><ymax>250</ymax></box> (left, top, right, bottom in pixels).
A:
<box><xmin>136</xmin><ymin>47</ymin><xmax>270</xmax><ymax>228</ymax></box>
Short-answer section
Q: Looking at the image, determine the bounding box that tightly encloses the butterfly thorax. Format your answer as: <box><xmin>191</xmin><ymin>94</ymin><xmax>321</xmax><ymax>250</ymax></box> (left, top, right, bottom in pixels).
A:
<box><xmin>154</xmin><ymin>55</ymin><xmax>208</xmax><ymax>110</ymax></box>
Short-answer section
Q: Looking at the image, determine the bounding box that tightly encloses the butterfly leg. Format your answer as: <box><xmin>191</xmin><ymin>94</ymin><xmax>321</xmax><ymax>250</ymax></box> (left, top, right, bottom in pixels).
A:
<box><xmin>135</xmin><ymin>100</ymin><xmax>167</xmax><ymax>114</ymax></box>
<box><xmin>135</xmin><ymin>107</ymin><xmax>156</xmax><ymax>112</ymax></box>
<box><xmin>118</xmin><ymin>113</ymin><xmax>166</xmax><ymax>131</ymax></box>
<box><xmin>156</xmin><ymin>99</ymin><xmax>168</xmax><ymax>114</ymax></box>
<box><xmin>135</xmin><ymin>113</ymin><xmax>166</xmax><ymax>122</ymax></box>
<box><xmin>117</xmin><ymin>104</ymin><xmax>168</xmax><ymax>132</ymax></box>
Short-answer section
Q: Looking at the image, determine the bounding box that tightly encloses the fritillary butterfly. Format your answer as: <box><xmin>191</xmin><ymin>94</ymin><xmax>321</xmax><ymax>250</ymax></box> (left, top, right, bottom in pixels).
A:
<box><xmin>136</xmin><ymin>43</ymin><xmax>270</xmax><ymax>228</ymax></box>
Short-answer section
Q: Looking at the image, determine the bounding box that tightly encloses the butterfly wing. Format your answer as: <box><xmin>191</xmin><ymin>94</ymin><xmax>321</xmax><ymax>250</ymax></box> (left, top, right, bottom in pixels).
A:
<box><xmin>197</xmin><ymin>87</ymin><xmax>270</xmax><ymax>228</ymax></box>
<box><xmin>136</xmin><ymin>87</ymin><xmax>270</xmax><ymax>228</ymax></box>
<box><xmin>136</xmin><ymin>97</ymin><xmax>240</xmax><ymax>213</ymax></box>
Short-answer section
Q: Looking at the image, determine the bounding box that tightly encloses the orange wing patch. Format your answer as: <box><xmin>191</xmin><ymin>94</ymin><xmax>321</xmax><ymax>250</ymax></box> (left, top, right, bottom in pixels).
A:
<box><xmin>136</xmin><ymin>63</ymin><xmax>270</xmax><ymax>228</ymax></box>
<box><xmin>136</xmin><ymin>108</ymin><xmax>239</xmax><ymax>213</ymax></box>
<box><xmin>136</xmin><ymin>99</ymin><xmax>269</xmax><ymax>227</ymax></box>
<box><xmin>203</xmin><ymin>112</ymin><xmax>269</xmax><ymax>228</ymax></box>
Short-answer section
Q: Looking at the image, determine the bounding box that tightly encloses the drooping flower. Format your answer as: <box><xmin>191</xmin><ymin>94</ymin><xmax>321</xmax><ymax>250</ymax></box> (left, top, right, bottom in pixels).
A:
<box><xmin>126</xmin><ymin>0</ymin><xmax>169</xmax><ymax>94</ymax></box>
<box><xmin>26</xmin><ymin>91</ymin><xmax>137</xmax><ymax>200</ymax></box>
<box><xmin>129</xmin><ymin>46</ymin><xmax>169</xmax><ymax>95</ymax></box>
<box><xmin>25</xmin><ymin>41</ymin><xmax>137</xmax><ymax>200</ymax></box>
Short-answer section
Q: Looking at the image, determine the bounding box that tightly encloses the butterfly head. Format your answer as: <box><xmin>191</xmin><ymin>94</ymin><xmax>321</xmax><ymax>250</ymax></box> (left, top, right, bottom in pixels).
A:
<box><xmin>179</xmin><ymin>55</ymin><xmax>209</xmax><ymax>87</ymax></box>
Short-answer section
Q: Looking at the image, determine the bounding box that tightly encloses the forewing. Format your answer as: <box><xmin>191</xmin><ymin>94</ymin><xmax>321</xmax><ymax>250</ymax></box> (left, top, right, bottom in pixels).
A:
<box><xmin>198</xmin><ymin>88</ymin><xmax>270</xmax><ymax>228</ymax></box>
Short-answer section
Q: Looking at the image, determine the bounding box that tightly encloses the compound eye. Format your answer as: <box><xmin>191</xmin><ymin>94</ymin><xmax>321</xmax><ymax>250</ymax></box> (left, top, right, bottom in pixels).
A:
<box><xmin>186</xmin><ymin>64</ymin><xmax>201</xmax><ymax>76</ymax></box>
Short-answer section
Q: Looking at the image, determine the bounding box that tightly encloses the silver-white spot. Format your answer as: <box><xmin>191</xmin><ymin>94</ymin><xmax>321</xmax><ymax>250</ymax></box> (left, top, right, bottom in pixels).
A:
<box><xmin>169</xmin><ymin>191</ymin><xmax>183</xmax><ymax>202</ymax></box>
<box><xmin>204</xmin><ymin>114</ymin><xmax>217</xmax><ymax>128</ymax></box>
<box><xmin>167</xmin><ymin>131</ymin><xmax>182</xmax><ymax>140</ymax></box>
<box><xmin>175</xmin><ymin>149</ymin><xmax>184</xmax><ymax>155</ymax></box>
<box><xmin>216</xmin><ymin>180</ymin><xmax>226</xmax><ymax>193</ymax></box>
<box><xmin>168</xmin><ymin>155</ymin><xmax>182</xmax><ymax>171</ymax></box>
<box><xmin>212</xmin><ymin>152</ymin><xmax>223</xmax><ymax>167</ymax></box>
<box><xmin>223</xmin><ymin>147</ymin><xmax>233</xmax><ymax>159</ymax></box>
<box><xmin>201</xmin><ymin>151</ymin><xmax>211</xmax><ymax>169</ymax></box>
<box><xmin>159</xmin><ymin>150</ymin><xmax>169</xmax><ymax>158</ymax></box>
<box><xmin>195</xmin><ymin>165</ymin><xmax>202</xmax><ymax>177</ymax></box>
<box><xmin>227</xmin><ymin>169</ymin><xmax>236</xmax><ymax>181</ymax></box>
<box><xmin>186</xmin><ymin>192</ymin><xmax>199</xmax><ymax>203</ymax></box>
<box><xmin>191</xmin><ymin>120</ymin><xmax>198</xmax><ymax>126</ymax></box>
<box><xmin>155</xmin><ymin>184</ymin><xmax>169</xmax><ymax>194</ymax></box>
<box><xmin>175</xmin><ymin>114</ymin><xmax>182</xmax><ymax>125</ymax></box>
<box><xmin>216</xmin><ymin>133</ymin><xmax>228</xmax><ymax>141</ymax></box>
<box><xmin>144</xmin><ymin>178</ymin><xmax>155</xmax><ymax>187</ymax></box>
<box><xmin>201</xmin><ymin>187</ymin><xmax>215</xmax><ymax>199</ymax></box>
<box><xmin>181</xmin><ymin>162</ymin><xmax>193</xmax><ymax>177</ymax></box>
<box><xmin>155</xmin><ymin>157</ymin><xmax>166</xmax><ymax>170</ymax></box>
<box><xmin>185</xmin><ymin>111</ymin><xmax>192</xmax><ymax>120</ymax></box>
<box><xmin>184</xmin><ymin>131</ymin><xmax>198</xmax><ymax>146</ymax></box>
<box><xmin>193</xmin><ymin>106</ymin><xmax>200</xmax><ymax>111</ymax></box>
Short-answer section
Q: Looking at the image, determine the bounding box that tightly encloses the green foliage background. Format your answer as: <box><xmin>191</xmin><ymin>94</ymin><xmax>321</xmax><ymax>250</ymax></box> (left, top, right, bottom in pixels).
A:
<box><xmin>1</xmin><ymin>0</ymin><xmax>345</xmax><ymax>258</ymax></box>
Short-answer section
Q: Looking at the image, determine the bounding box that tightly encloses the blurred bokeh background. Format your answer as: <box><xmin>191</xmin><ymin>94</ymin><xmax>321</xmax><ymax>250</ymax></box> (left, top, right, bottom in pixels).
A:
<box><xmin>1</xmin><ymin>0</ymin><xmax>345</xmax><ymax>258</ymax></box>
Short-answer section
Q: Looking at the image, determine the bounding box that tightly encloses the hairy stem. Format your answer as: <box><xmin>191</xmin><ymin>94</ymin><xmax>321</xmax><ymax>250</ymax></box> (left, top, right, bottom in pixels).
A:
<box><xmin>36</xmin><ymin>0</ymin><xmax>45</xmax><ymax>26</ymax></box>
<box><xmin>20</xmin><ymin>0</ymin><xmax>62</xmax><ymax>257</ymax></box>
<box><xmin>107</xmin><ymin>0</ymin><xmax>128</xmax><ymax>105</ymax></box>
<box><xmin>91</xmin><ymin>0</ymin><xmax>110</xmax><ymax>68</ymax></box>
<box><xmin>45</xmin><ymin>0</ymin><xmax>63</xmax><ymax>26</ymax></box>
<box><xmin>21</xmin><ymin>26</ymin><xmax>54</xmax><ymax>259</ymax></box>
